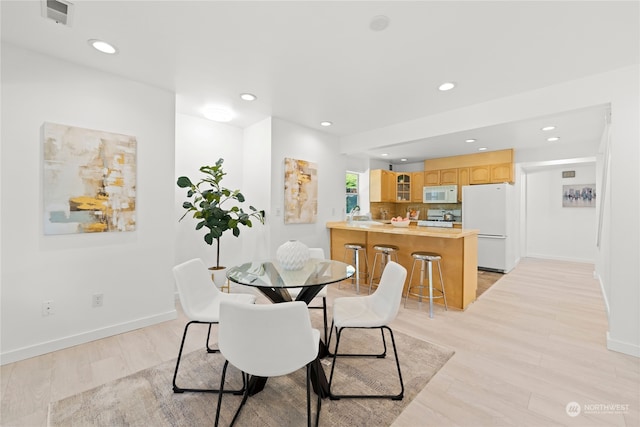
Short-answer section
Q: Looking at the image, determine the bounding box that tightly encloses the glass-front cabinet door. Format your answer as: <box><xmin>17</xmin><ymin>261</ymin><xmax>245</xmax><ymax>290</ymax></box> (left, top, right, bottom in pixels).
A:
<box><xmin>396</xmin><ymin>173</ymin><xmax>411</xmax><ymax>202</ymax></box>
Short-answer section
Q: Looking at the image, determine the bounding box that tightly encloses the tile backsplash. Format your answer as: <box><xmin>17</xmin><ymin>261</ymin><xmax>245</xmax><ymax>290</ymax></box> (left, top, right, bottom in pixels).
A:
<box><xmin>370</xmin><ymin>202</ymin><xmax>462</xmax><ymax>220</ymax></box>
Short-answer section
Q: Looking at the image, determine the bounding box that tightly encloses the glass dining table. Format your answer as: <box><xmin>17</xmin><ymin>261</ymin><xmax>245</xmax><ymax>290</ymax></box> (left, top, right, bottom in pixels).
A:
<box><xmin>226</xmin><ymin>258</ymin><xmax>355</xmax><ymax>398</ymax></box>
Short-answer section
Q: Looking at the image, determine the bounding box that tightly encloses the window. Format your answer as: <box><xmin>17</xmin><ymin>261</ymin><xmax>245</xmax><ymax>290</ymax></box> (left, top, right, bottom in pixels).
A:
<box><xmin>346</xmin><ymin>172</ymin><xmax>359</xmax><ymax>213</ymax></box>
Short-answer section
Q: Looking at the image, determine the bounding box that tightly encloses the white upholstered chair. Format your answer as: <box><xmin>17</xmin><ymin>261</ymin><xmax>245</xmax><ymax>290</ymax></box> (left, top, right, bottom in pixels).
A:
<box><xmin>172</xmin><ymin>258</ymin><xmax>256</xmax><ymax>393</ymax></box>
<box><xmin>287</xmin><ymin>247</ymin><xmax>329</xmax><ymax>342</ymax></box>
<box><xmin>327</xmin><ymin>261</ymin><xmax>407</xmax><ymax>400</ymax></box>
<box><xmin>215</xmin><ymin>300</ymin><xmax>321</xmax><ymax>427</ymax></box>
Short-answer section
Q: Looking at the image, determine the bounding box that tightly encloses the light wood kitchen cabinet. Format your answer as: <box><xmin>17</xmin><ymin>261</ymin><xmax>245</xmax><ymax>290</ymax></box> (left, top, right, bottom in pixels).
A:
<box><xmin>469</xmin><ymin>165</ymin><xmax>491</xmax><ymax>184</ymax></box>
<box><xmin>490</xmin><ymin>163</ymin><xmax>513</xmax><ymax>183</ymax></box>
<box><xmin>370</xmin><ymin>169</ymin><xmax>396</xmax><ymax>202</ymax></box>
<box><xmin>458</xmin><ymin>167</ymin><xmax>469</xmax><ymax>201</ymax></box>
<box><xmin>424</xmin><ymin>170</ymin><xmax>440</xmax><ymax>186</ymax></box>
<box><xmin>396</xmin><ymin>173</ymin><xmax>411</xmax><ymax>202</ymax></box>
<box><xmin>440</xmin><ymin>168</ymin><xmax>458</xmax><ymax>185</ymax></box>
<box><xmin>411</xmin><ymin>171</ymin><xmax>424</xmax><ymax>202</ymax></box>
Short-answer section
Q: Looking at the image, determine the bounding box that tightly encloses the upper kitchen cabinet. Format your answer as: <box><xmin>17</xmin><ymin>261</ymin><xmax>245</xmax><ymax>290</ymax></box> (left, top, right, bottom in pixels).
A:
<box><xmin>458</xmin><ymin>167</ymin><xmax>469</xmax><ymax>201</ymax></box>
<box><xmin>440</xmin><ymin>168</ymin><xmax>458</xmax><ymax>185</ymax></box>
<box><xmin>411</xmin><ymin>171</ymin><xmax>424</xmax><ymax>202</ymax></box>
<box><xmin>425</xmin><ymin>149</ymin><xmax>515</xmax><ymax>185</ymax></box>
<box><xmin>370</xmin><ymin>169</ymin><xmax>396</xmax><ymax>202</ymax></box>
<box><xmin>469</xmin><ymin>163</ymin><xmax>514</xmax><ymax>184</ymax></box>
<box><xmin>396</xmin><ymin>173</ymin><xmax>411</xmax><ymax>202</ymax></box>
<box><xmin>424</xmin><ymin>170</ymin><xmax>440</xmax><ymax>186</ymax></box>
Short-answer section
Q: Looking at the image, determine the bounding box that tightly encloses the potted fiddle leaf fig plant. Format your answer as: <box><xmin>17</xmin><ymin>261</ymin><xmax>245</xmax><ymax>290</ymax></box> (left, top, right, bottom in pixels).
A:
<box><xmin>177</xmin><ymin>158</ymin><xmax>265</xmax><ymax>287</ymax></box>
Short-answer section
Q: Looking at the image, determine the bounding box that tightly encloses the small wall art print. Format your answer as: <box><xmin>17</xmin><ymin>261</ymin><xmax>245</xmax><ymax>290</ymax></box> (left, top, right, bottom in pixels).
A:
<box><xmin>284</xmin><ymin>157</ymin><xmax>318</xmax><ymax>224</ymax></box>
<box><xmin>562</xmin><ymin>184</ymin><xmax>596</xmax><ymax>208</ymax></box>
<box><xmin>43</xmin><ymin>122</ymin><xmax>137</xmax><ymax>234</ymax></box>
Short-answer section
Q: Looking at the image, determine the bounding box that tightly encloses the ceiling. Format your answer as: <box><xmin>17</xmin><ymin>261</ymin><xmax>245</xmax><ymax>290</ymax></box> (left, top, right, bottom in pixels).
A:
<box><xmin>2</xmin><ymin>1</ymin><xmax>638</xmax><ymax>163</ymax></box>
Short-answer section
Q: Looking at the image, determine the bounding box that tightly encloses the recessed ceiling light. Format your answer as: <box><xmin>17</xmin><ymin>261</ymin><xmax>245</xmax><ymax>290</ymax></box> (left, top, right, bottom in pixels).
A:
<box><xmin>381</xmin><ymin>153</ymin><xmax>388</xmax><ymax>157</ymax></box>
<box><xmin>370</xmin><ymin>15</ymin><xmax>390</xmax><ymax>31</ymax></box>
<box><xmin>541</xmin><ymin>126</ymin><xmax>556</xmax><ymax>131</ymax></box>
<box><xmin>400</xmin><ymin>158</ymin><xmax>408</xmax><ymax>162</ymax></box>
<box><xmin>202</xmin><ymin>106</ymin><xmax>234</xmax><ymax>122</ymax></box>
<box><xmin>465</xmin><ymin>139</ymin><xmax>476</xmax><ymax>143</ymax></box>
<box><xmin>438</xmin><ymin>82</ymin><xmax>456</xmax><ymax>91</ymax></box>
<box><xmin>478</xmin><ymin>147</ymin><xmax>488</xmax><ymax>151</ymax></box>
<box><xmin>320</xmin><ymin>121</ymin><xmax>332</xmax><ymax>127</ymax></box>
<box><xmin>240</xmin><ymin>93</ymin><xmax>257</xmax><ymax>101</ymax></box>
<box><xmin>88</xmin><ymin>39</ymin><xmax>118</xmax><ymax>54</ymax></box>
<box><xmin>547</xmin><ymin>137</ymin><xmax>560</xmax><ymax>142</ymax></box>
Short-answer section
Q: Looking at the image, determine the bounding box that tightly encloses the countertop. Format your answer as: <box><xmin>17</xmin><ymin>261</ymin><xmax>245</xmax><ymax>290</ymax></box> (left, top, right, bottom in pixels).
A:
<box><xmin>326</xmin><ymin>221</ymin><xmax>478</xmax><ymax>239</ymax></box>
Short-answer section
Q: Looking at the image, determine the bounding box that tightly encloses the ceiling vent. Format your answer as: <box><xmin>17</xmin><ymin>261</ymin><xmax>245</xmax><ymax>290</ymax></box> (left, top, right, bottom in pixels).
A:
<box><xmin>41</xmin><ymin>0</ymin><xmax>74</xmax><ymax>26</ymax></box>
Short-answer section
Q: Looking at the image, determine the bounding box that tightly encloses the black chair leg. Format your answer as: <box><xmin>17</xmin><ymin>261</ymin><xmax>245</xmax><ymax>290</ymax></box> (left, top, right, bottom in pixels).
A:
<box><xmin>206</xmin><ymin>323</ymin><xmax>219</xmax><ymax>353</ymax></box>
<box><xmin>328</xmin><ymin>325</ymin><xmax>404</xmax><ymax>400</ymax></box>
<box><xmin>322</xmin><ymin>297</ymin><xmax>328</xmax><ymax>345</ymax></box>
<box><xmin>173</xmin><ymin>320</ymin><xmax>244</xmax><ymax>394</ymax></box>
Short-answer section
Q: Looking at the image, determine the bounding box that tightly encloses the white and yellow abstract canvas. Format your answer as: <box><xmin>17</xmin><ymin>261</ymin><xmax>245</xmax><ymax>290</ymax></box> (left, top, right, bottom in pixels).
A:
<box><xmin>43</xmin><ymin>122</ymin><xmax>137</xmax><ymax>234</ymax></box>
<box><xmin>284</xmin><ymin>158</ymin><xmax>317</xmax><ymax>224</ymax></box>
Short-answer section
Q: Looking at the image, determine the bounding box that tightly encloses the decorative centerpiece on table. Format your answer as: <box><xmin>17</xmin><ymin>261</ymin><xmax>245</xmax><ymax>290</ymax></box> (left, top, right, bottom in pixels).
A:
<box><xmin>276</xmin><ymin>240</ymin><xmax>310</xmax><ymax>270</ymax></box>
<box><xmin>177</xmin><ymin>158</ymin><xmax>265</xmax><ymax>287</ymax></box>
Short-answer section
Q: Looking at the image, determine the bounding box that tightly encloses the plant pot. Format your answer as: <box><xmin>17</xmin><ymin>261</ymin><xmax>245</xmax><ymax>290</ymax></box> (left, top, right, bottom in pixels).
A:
<box><xmin>209</xmin><ymin>266</ymin><xmax>228</xmax><ymax>288</ymax></box>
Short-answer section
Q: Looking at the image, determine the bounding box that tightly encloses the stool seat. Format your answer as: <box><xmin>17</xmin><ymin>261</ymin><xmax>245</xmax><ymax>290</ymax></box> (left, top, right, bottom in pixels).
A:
<box><xmin>404</xmin><ymin>251</ymin><xmax>447</xmax><ymax>318</ymax></box>
<box><xmin>412</xmin><ymin>252</ymin><xmax>441</xmax><ymax>261</ymax></box>
<box><xmin>345</xmin><ymin>243</ymin><xmax>365</xmax><ymax>250</ymax></box>
<box><xmin>369</xmin><ymin>245</ymin><xmax>400</xmax><ymax>294</ymax></box>
<box><xmin>343</xmin><ymin>243</ymin><xmax>368</xmax><ymax>294</ymax></box>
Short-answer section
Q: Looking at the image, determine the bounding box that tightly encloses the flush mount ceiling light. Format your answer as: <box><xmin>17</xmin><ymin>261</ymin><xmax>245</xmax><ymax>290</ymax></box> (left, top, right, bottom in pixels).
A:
<box><xmin>400</xmin><ymin>158</ymin><xmax>408</xmax><ymax>162</ymax></box>
<box><xmin>547</xmin><ymin>137</ymin><xmax>560</xmax><ymax>142</ymax></box>
<box><xmin>240</xmin><ymin>93</ymin><xmax>257</xmax><ymax>101</ymax></box>
<box><xmin>369</xmin><ymin>15</ymin><xmax>390</xmax><ymax>31</ymax></box>
<box><xmin>320</xmin><ymin>121</ymin><xmax>333</xmax><ymax>127</ymax></box>
<box><xmin>381</xmin><ymin>153</ymin><xmax>389</xmax><ymax>157</ymax></box>
<box><xmin>202</xmin><ymin>106</ymin><xmax>234</xmax><ymax>122</ymax></box>
<box><xmin>478</xmin><ymin>147</ymin><xmax>488</xmax><ymax>151</ymax></box>
<box><xmin>88</xmin><ymin>39</ymin><xmax>118</xmax><ymax>54</ymax></box>
<box><xmin>438</xmin><ymin>82</ymin><xmax>456</xmax><ymax>91</ymax></box>
<box><xmin>465</xmin><ymin>139</ymin><xmax>476</xmax><ymax>143</ymax></box>
<box><xmin>541</xmin><ymin>126</ymin><xmax>556</xmax><ymax>131</ymax></box>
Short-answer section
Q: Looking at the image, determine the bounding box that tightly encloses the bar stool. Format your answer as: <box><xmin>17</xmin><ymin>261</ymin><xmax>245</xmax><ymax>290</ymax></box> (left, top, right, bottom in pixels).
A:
<box><xmin>404</xmin><ymin>251</ymin><xmax>448</xmax><ymax>318</ymax></box>
<box><xmin>369</xmin><ymin>244</ymin><xmax>399</xmax><ymax>294</ymax></box>
<box><xmin>342</xmin><ymin>243</ymin><xmax>368</xmax><ymax>294</ymax></box>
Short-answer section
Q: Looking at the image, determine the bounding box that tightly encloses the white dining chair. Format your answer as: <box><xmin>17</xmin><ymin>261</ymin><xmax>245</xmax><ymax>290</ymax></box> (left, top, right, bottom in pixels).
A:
<box><xmin>172</xmin><ymin>258</ymin><xmax>256</xmax><ymax>394</ymax></box>
<box><xmin>327</xmin><ymin>261</ymin><xmax>407</xmax><ymax>400</ymax></box>
<box><xmin>215</xmin><ymin>300</ymin><xmax>321</xmax><ymax>427</ymax></box>
<box><xmin>287</xmin><ymin>247</ymin><xmax>329</xmax><ymax>342</ymax></box>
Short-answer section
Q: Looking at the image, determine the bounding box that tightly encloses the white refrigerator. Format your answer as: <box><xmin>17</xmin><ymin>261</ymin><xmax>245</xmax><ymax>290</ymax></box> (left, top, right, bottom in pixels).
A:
<box><xmin>462</xmin><ymin>183</ymin><xmax>516</xmax><ymax>273</ymax></box>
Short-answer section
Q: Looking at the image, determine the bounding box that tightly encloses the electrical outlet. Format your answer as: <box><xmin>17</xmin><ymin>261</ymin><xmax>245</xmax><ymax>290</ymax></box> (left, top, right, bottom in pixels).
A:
<box><xmin>92</xmin><ymin>293</ymin><xmax>104</xmax><ymax>308</ymax></box>
<box><xmin>42</xmin><ymin>300</ymin><xmax>54</xmax><ymax>316</ymax></box>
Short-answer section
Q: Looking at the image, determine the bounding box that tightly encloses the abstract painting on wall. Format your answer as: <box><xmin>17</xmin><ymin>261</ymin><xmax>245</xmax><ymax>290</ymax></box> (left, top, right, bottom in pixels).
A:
<box><xmin>562</xmin><ymin>184</ymin><xmax>596</xmax><ymax>208</ymax></box>
<box><xmin>43</xmin><ymin>122</ymin><xmax>137</xmax><ymax>234</ymax></box>
<box><xmin>284</xmin><ymin>157</ymin><xmax>317</xmax><ymax>224</ymax></box>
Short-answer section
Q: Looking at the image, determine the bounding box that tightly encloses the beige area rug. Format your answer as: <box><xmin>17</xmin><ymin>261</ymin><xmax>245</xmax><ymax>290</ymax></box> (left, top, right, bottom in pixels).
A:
<box><xmin>48</xmin><ymin>327</ymin><xmax>453</xmax><ymax>427</ymax></box>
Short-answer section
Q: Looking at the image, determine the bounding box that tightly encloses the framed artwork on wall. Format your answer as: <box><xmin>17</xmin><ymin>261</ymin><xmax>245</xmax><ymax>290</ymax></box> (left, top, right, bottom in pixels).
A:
<box><xmin>562</xmin><ymin>184</ymin><xmax>596</xmax><ymax>208</ymax></box>
<box><xmin>43</xmin><ymin>122</ymin><xmax>137</xmax><ymax>234</ymax></box>
<box><xmin>284</xmin><ymin>157</ymin><xmax>317</xmax><ymax>224</ymax></box>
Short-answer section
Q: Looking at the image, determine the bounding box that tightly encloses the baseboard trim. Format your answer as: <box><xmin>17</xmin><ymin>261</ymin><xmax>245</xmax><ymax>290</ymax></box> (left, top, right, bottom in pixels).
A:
<box><xmin>0</xmin><ymin>310</ymin><xmax>178</xmax><ymax>366</ymax></box>
<box><xmin>607</xmin><ymin>332</ymin><xmax>640</xmax><ymax>358</ymax></box>
<box><xmin>525</xmin><ymin>254</ymin><xmax>595</xmax><ymax>264</ymax></box>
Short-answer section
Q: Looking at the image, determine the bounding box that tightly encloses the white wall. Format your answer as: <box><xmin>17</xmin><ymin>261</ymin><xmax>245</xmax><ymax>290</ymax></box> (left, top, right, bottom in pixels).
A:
<box><xmin>341</xmin><ymin>65</ymin><xmax>640</xmax><ymax>357</ymax></box>
<box><xmin>269</xmin><ymin>118</ymin><xmax>346</xmax><ymax>257</ymax></box>
<box><xmin>525</xmin><ymin>164</ymin><xmax>596</xmax><ymax>262</ymax></box>
<box><xmin>1</xmin><ymin>45</ymin><xmax>177</xmax><ymax>364</ymax></box>
<box><xmin>174</xmin><ymin>113</ymin><xmax>264</xmax><ymax>270</ymax></box>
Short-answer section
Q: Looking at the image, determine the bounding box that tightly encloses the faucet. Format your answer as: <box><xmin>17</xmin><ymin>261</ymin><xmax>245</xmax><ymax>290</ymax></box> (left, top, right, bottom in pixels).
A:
<box><xmin>348</xmin><ymin>206</ymin><xmax>360</xmax><ymax>223</ymax></box>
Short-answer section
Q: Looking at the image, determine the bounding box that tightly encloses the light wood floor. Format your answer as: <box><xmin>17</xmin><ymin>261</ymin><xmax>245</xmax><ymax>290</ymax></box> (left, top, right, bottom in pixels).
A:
<box><xmin>1</xmin><ymin>258</ymin><xmax>638</xmax><ymax>426</ymax></box>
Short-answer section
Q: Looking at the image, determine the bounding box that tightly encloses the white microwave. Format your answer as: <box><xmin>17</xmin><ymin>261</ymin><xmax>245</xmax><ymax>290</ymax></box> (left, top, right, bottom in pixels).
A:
<box><xmin>423</xmin><ymin>185</ymin><xmax>458</xmax><ymax>203</ymax></box>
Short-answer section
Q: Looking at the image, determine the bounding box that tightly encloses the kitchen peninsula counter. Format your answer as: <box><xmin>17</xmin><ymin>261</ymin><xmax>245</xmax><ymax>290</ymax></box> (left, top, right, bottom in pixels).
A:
<box><xmin>326</xmin><ymin>221</ymin><xmax>479</xmax><ymax>310</ymax></box>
